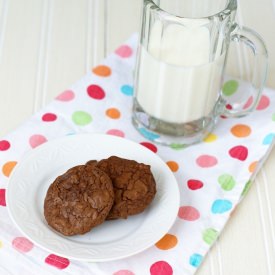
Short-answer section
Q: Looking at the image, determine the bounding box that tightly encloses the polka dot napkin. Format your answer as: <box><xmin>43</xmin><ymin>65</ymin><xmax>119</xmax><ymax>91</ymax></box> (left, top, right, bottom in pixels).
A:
<box><xmin>0</xmin><ymin>34</ymin><xmax>275</xmax><ymax>275</ymax></box>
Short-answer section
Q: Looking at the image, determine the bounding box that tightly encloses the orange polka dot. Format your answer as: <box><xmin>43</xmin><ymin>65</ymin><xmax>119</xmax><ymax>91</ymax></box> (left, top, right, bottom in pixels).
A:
<box><xmin>231</xmin><ymin>124</ymin><xmax>251</xmax><ymax>138</ymax></box>
<box><xmin>249</xmin><ymin>161</ymin><xmax>258</xmax><ymax>173</ymax></box>
<box><xmin>106</xmin><ymin>108</ymin><xmax>121</xmax><ymax>119</ymax></box>
<box><xmin>155</xmin><ymin>234</ymin><xmax>178</xmax><ymax>250</ymax></box>
<box><xmin>2</xmin><ymin>161</ymin><xmax>17</xmax><ymax>177</ymax></box>
<box><xmin>92</xmin><ymin>65</ymin><xmax>111</xmax><ymax>77</ymax></box>
<box><xmin>166</xmin><ymin>161</ymin><xmax>179</xmax><ymax>172</ymax></box>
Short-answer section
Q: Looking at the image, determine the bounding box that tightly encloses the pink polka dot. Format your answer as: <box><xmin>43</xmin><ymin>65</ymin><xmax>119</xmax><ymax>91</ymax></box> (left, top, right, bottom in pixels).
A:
<box><xmin>150</xmin><ymin>261</ymin><xmax>173</xmax><ymax>275</ymax></box>
<box><xmin>87</xmin><ymin>84</ymin><xmax>106</xmax><ymax>100</ymax></box>
<box><xmin>115</xmin><ymin>45</ymin><xmax>133</xmax><ymax>58</ymax></box>
<box><xmin>243</xmin><ymin>96</ymin><xmax>253</xmax><ymax>109</ymax></box>
<box><xmin>45</xmin><ymin>254</ymin><xmax>70</xmax><ymax>270</ymax></box>
<box><xmin>113</xmin><ymin>270</ymin><xmax>135</xmax><ymax>275</ymax></box>
<box><xmin>229</xmin><ymin>145</ymin><xmax>248</xmax><ymax>161</ymax></box>
<box><xmin>12</xmin><ymin>237</ymin><xmax>33</xmax><ymax>253</ymax></box>
<box><xmin>196</xmin><ymin>155</ymin><xmax>218</xmax><ymax>168</ymax></box>
<box><xmin>106</xmin><ymin>129</ymin><xmax>125</xmax><ymax>137</ymax></box>
<box><xmin>0</xmin><ymin>140</ymin><xmax>10</xmax><ymax>151</ymax></box>
<box><xmin>55</xmin><ymin>90</ymin><xmax>75</xmax><ymax>101</ymax></box>
<box><xmin>0</xmin><ymin>189</ymin><xmax>6</xmax><ymax>206</ymax></box>
<box><xmin>244</xmin><ymin>95</ymin><xmax>270</xmax><ymax>111</ymax></box>
<box><xmin>178</xmin><ymin>206</ymin><xmax>200</xmax><ymax>221</ymax></box>
<box><xmin>257</xmin><ymin>95</ymin><xmax>270</xmax><ymax>110</ymax></box>
<box><xmin>29</xmin><ymin>135</ymin><xmax>47</xmax><ymax>148</ymax></box>
<box><xmin>42</xmin><ymin>113</ymin><xmax>57</xmax><ymax>122</ymax></box>
<box><xmin>140</xmin><ymin>142</ymin><xmax>158</xmax><ymax>153</ymax></box>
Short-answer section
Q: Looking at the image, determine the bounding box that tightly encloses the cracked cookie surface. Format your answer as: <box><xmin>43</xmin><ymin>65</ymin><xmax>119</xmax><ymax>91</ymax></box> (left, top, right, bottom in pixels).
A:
<box><xmin>96</xmin><ymin>156</ymin><xmax>157</xmax><ymax>219</ymax></box>
<box><xmin>44</xmin><ymin>165</ymin><xmax>114</xmax><ymax>236</ymax></box>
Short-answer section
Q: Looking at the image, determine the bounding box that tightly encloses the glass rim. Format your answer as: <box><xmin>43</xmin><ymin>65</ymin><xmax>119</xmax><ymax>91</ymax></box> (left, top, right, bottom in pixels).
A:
<box><xmin>145</xmin><ymin>0</ymin><xmax>237</xmax><ymax>19</ymax></box>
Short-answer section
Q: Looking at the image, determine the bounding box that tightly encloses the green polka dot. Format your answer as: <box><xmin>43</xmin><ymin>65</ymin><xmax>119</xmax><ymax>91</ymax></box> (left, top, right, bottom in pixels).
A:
<box><xmin>170</xmin><ymin>143</ymin><xmax>187</xmax><ymax>150</ymax></box>
<box><xmin>272</xmin><ymin>114</ymin><xmax>275</xmax><ymax>121</ymax></box>
<box><xmin>72</xmin><ymin>111</ymin><xmax>92</xmax><ymax>125</ymax></box>
<box><xmin>218</xmin><ymin>174</ymin><xmax>236</xmax><ymax>191</ymax></box>
<box><xmin>241</xmin><ymin>180</ymin><xmax>252</xmax><ymax>197</ymax></box>
<box><xmin>222</xmin><ymin>80</ymin><xmax>239</xmax><ymax>96</ymax></box>
<box><xmin>203</xmin><ymin>228</ymin><xmax>218</xmax><ymax>245</ymax></box>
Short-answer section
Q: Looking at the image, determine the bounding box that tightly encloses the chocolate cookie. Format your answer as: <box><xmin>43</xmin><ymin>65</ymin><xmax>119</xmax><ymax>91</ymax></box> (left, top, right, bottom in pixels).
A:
<box><xmin>96</xmin><ymin>156</ymin><xmax>156</xmax><ymax>219</ymax></box>
<box><xmin>44</xmin><ymin>165</ymin><xmax>114</xmax><ymax>236</ymax></box>
<box><xmin>85</xmin><ymin>160</ymin><xmax>98</xmax><ymax>168</ymax></box>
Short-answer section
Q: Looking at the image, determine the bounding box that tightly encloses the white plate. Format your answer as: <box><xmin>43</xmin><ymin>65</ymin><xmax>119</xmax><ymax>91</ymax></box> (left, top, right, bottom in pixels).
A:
<box><xmin>7</xmin><ymin>134</ymin><xmax>180</xmax><ymax>262</ymax></box>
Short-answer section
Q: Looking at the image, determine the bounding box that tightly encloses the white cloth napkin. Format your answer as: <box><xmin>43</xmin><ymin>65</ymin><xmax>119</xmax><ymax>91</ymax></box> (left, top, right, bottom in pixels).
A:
<box><xmin>0</xmin><ymin>34</ymin><xmax>274</xmax><ymax>275</ymax></box>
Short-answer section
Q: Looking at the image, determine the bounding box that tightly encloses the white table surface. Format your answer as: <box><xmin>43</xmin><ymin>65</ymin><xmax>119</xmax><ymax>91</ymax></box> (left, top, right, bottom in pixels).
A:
<box><xmin>0</xmin><ymin>1</ymin><xmax>274</xmax><ymax>274</ymax></box>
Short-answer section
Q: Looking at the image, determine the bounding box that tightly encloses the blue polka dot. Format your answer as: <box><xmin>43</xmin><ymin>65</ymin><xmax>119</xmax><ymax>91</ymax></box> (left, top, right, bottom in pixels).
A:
<box><xmin>139</xmin><ymin>128</ymin><xmax>160</xmax><ymax>140</ymax></box>
<box><xmin>189</xmin><ymin>253</ymin><xmax>203</xmax><ymax>267</ymax></box>
<box><xmin>211</xmin><ymin>199</ymin><xmax>232</xmax><ymax>214</ymax></box>
<box><xmin>121</xmin><ymin>85</ymin><xmax>133</xmax><ymax>96</ymax></box>
<box><xmin>263</xmin><ymin>133</ymin><xmax>275</xmax><ymax>145</ymax></box>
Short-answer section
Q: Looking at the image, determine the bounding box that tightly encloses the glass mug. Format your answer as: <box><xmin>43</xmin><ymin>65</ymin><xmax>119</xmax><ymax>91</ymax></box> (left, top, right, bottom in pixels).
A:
<box><xmin>132</xmin><ymin>0</ymin><xmax>268</xmax><ymax>146</ymax></box>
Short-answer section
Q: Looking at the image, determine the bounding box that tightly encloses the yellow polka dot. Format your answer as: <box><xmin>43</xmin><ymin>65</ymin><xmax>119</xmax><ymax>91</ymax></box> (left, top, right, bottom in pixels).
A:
<box><xmin>155</xmin><ymin>234</ymin><xmax>178</xmax><ymax>250</ymax></box>
<box><xmin>2</xmin><ymin>161</ymin><xmax>17</xmax><ymax>177</ymax></box>
<box><xmin>0</xmin><ymin>240</ymin><xmax>3</xmax><ymax>248</ymax></box>
<box><xmin>249</xmin><ymin>161</ymin><xmax>258</xmax><ymax>173</ymax></box>
<box><xmin>166</xmin><ymin>161</ymin><xmax>179</xmax><ymax>172</ymax></box>
<box><xmin>92</xmin><ymin>65</ymin><xmax>112</xmax><ymax>77</ymax></box>
<box><xmin>106</xmin><ymin>108</ymin><xmax>121</xmax><ymax>119</ymax></box>
<box><xmin>203</xmin><ymin>133</ymin><xmax>217</xmax><ymax>143</ymax></box>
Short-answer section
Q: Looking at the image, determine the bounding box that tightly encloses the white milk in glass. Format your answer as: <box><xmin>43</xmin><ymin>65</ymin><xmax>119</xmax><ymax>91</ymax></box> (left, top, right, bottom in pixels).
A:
<box><xmin>136</xmin><ymin>20</ymin><xmax>226</xmax><ymax>124</ymax></box>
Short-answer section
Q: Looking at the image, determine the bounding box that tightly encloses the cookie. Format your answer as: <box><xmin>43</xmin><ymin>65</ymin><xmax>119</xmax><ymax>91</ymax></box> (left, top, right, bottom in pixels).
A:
<box><xmin>44</xmin><ymin>165</ymin><xmax>114</xmax><ymax>236</ymax></box>
<box><xmin>85</xmin><ymin>160</ymin><xmax>98</xmax><ymax>167</ymax></box>
<box><xmin>96</xmin><ymin>156</ymin><xmax>156</xmax><ymax>219</ymax></box>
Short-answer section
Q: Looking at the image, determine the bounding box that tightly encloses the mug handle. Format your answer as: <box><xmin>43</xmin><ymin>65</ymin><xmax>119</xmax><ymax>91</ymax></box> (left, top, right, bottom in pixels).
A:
<box><xmin>223</xmin><ymin>24</ymin><xmax>268</xmax><ymax>117</ymax></box>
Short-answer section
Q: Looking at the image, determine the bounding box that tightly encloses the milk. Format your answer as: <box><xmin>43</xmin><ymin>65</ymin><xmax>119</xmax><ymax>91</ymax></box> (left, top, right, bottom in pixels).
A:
<box><xmin>135</xmin><ymin>21</ymin><xmax>226</xmax><ymax>124</ymax></box>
